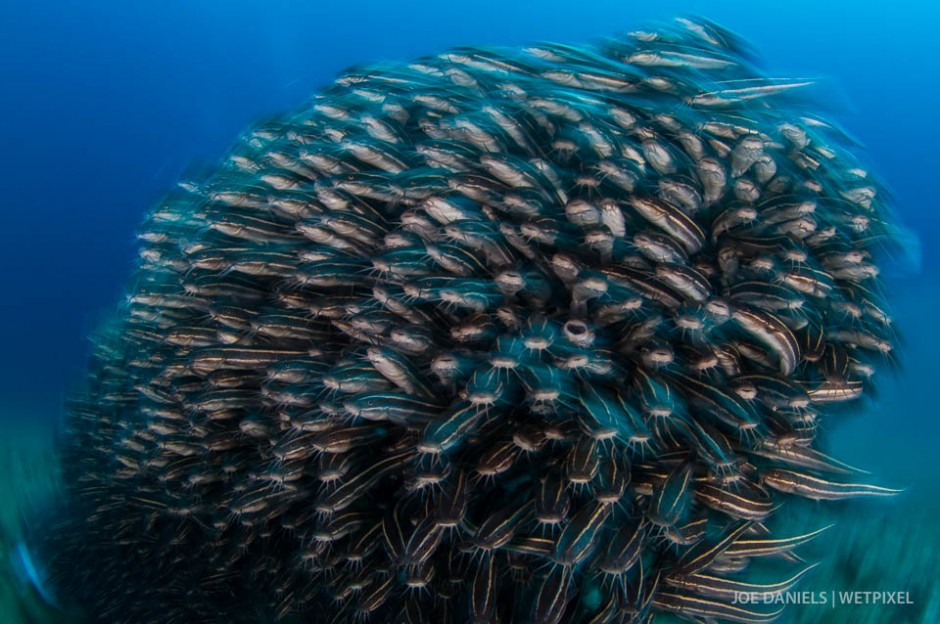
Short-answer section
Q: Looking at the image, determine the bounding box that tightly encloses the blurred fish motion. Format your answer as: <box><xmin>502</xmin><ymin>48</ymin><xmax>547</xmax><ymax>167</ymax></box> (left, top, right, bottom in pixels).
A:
<box><xmin>33</xmin><ymin>16</ymin><xmax>904</xmax><ymax>624</ymax></box>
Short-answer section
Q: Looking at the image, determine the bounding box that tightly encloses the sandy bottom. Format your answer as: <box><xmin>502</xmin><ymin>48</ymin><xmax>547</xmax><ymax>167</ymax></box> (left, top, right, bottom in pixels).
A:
<box><xmin>0</xmin><ymin>421</ymin><xmax>80</xmax><ymax>624</ymax></box>
<box><xmin>0</xmin><ymin>421</ymin><xmax>935</xmax><ymax>624</ymax></box>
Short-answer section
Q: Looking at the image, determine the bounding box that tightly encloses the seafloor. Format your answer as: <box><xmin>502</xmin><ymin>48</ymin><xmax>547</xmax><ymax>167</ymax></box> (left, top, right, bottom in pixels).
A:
<box><xmin>1</xmin><ymin>422</ymin><xmax>935</xmax><ymax>624</ymax></box>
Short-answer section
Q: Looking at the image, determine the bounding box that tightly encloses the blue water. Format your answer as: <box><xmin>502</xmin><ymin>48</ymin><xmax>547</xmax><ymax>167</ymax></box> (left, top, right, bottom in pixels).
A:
<box><xmin>0</xmin><ymin>1</ymin><xmax>937</xmax><ymax>620</ymax></box>
<box><xmin>1</xmin><ymin>0</ymin><xmax>937</xmax><ymax>490</ymax></box>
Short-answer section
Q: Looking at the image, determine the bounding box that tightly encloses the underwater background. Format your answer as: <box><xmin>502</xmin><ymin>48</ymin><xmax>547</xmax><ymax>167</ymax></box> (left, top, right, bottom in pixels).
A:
<box><xmin>0</xmin><ymin>0</ymin><xmax>937</xmax><ymax>622</ymax></box>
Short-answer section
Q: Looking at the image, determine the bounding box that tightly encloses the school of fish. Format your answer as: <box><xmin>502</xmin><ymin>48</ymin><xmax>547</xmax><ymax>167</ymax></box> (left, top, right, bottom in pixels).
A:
<box><xmin>42</xmin><ymin>16</ymin><xmax>903</xmax><ymax>624</ymax></box>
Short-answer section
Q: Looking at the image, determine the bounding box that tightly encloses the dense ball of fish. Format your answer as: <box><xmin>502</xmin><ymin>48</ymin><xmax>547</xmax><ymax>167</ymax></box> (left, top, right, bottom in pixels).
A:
<box><xmin>50</xmin><ymin>17</ymin><xmax>900</xmax><ymax>624</ymax></box>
